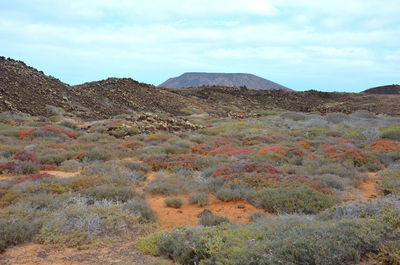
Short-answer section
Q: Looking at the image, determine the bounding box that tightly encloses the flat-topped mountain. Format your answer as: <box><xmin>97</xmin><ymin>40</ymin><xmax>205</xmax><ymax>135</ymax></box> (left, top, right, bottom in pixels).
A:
<box><xmin>160</xmin><ymin>72</ymin><xmax>292</xmax><ymax>91</ymax></box>
<box><xmin>363</xmin><ymin>85</ymin><xmax>400</xmax><ymax>94</ymax></box>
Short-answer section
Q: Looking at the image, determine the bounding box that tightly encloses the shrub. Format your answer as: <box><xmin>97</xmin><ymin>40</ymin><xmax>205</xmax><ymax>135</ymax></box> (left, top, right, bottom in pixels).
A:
<box><xmin>199</xmin><ymin>211</ymin><xmax>229</xmax><ymax>226</ymax></box>
<box><xmin>188</xmin><ymin>192</ymin><xmax>209</xmax><ymax>207</ymax></box>
<box><xmin>145</xmin><ymin>178</ymin><xmax>182</xmax><ymax>195</ymax></box>
<box><xmin>0</xmin><ymin>218</ymin><xmax>39</xmax><ymax>253</ymax></box>
<box><xmin>39</xmin><ymin>164</ymin><xmax>58</xmax><ymax>171</ymax></box>
<box><xmin>12</xmin><ymin>173</ymin><xmax>52</xmax><ymax>185</ymax></box>
<box><xmin>39</xmin><ymin>150</ymin><xmax>75</xmax><ymax>166</ymax></box>
<box><xmin>0</xmin><ymin>161</ymin><xmax>17</xmax><ymax>174</ymax></box>
<box><xmin>124</xmin><ymin>161</ymin><xmax>151</xmax><ymax>173</ymax></box>
<box><xmin>280</xmin><ymin>112</ymin><xmax>306</xmax><ymax>121</ymax></box>
<box><xmin>251</xmin><ymin>186</ymin><xmax>339</xmax><ymax>214</ymax></box>
<box><xmin>321</xmin><ymin>174</ymin><xmax>346</xmax><ymax>191</ymax></box>
<box><xmin>59</xmin><ymin>160</ymin><xmax>82</xmax><ymax>172</ymax></box>
<box><xmin>164</xmin><ymin>197</ymin><xmax>183</xmax><ymax>208</ymax></box>
<box><xmin>36</xmin><ymin>203</ymin><xmax>145</xmax><ymax>248</ymax></box>
<box><xmin>15</xmin><ymin>161</ymin><xmax>39</xmax><ymax>175</ymax></box>
<box><xmin>378</xmin><ymin>177</ymin><xmax>400</xmax><ymax>195</ymax></box>
<box><xmin>208</xmin><ymin>145</ymin><xmax>253</xmax><ymax>156</ymax></box>
<box><xmin>82</xmin><ymin>185</ymin><xmax>140</xmax><ymax>202</ymax></box>
<box><xmin>325</xmin><ymin>113</ymin><xmax>349</xmax><ymax>124</ymax></box>
<box><xmin>135</xmin><ymin>231</ymin><xmax>164</xmax><ymax>256</ymax></box>
<box><xmin>0</xmin><ymin>190</ymin><xmax>20</xmax><ymax>206</ymax></box>
<box><xmin>370</xmin><ymin>139</ymin><xmax>400</xmax><ymax>152</ymax></box>
<box><xmin>381</xmin><ymin>125</ymin><xmax>400</xmax><ymax>141</ymax></box>
<box><xmin>216</xmin><ymin>187</ymin><xmax>246</xmax><ymax>202</ymax></box>
<box><xmin>143</xmin><ymin>154</ymin><xmax>201</xmax><ymax>171</ymax></box>
<box><xmin>12</xmin><ymin>150</ymin><xmax>37</xmax><ymax>162</ymax></box>
<box><xmin>122</xmin><ymin>200</ymin><xmax>157</xmax><ymax>223</ymax></box>
<box><xmin>59</xmin><ymin>120</ymin><xmax>77</xmax><ymax>129</ymax></box>
<box><xmin>83</xmin><ymin>148</ymin><xmax>111</xmax><ymax>162</ymax></box>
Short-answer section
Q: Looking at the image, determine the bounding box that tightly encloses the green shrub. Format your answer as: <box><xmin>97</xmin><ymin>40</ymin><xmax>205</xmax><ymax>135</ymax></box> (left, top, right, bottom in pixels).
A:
<box><xmin>251</xmin><ymin>186</ymin><xmax>339</xmax><ymax>214</ymax></box>
<box><xmin>0</xmin><ymin>218</ymin><xmax>40</xmax><ymax>252</ymax></box>
<box><xmin>145</xmin><ymin>178</ymin><xmax>181</xmax><ymax>195</ymax></box>
<box><xmin>82</xmin><ymin>185</ymin><xmax>140</xmax><ymax>202</ymax></box>
<box><xmin>122</xmin><ymin>199</ymin><xmax>157</xmax><ymax>223</ymax></box>
<box><xmin>378</xmin><ymin>177</ymin><xmax>400</xmax><ymax>195</ymax></box>
<box><xmin>164</xmin><ymin>197</ymin><xmax>183</xmax><ymax>208</ymax></box>
<box><xmin>188</xmin><ymin>192</ymin><xmax>209</xmax><ymax>207</ymax></box>
<box><xmin>135</xmin><ymin>232</ymin><xmax>164</xmax><ymax>256</ymax></box>
<box><xmin>59</xmin><ymin>120</ymin><xmax>77</xmax><ymax>129</ymax></box>
<box><xmin>15</xmin><ymin>161</ymin><xmax>39</xmax><ymax>175</ymax></box>
<box><xmin>36</xmin><ymin>203</ymin><xmax>145</xmax><ymax>248</ymax></box>
<box><xmin>216</xmin><ymin>185</ymin><xmax>252</xmax><ymax>202</ymax></box>
<box><xmin>59</xmin><ymin>159</ymin><xmax>82</xmax><ymax>172</ymax></box>
<box><xmin>321</xmin><ymin>174</ymin><xmax>346</xmax><ymax>191</ymax></box>
<box><xmin>83</xmin><ymin>148</ymin><xmax>111</xmax><ymax>162</ymax></box>
<box><xmin>199</xmin><ymin>212</ymin><xmax>229</xmax><ymax>227</ymax></box>
<box><xmin>381</xmin><ymin>125</ymin><xmax>400</xmax><ymax>141</ymax></box>
<box><xmin>39</xmin><ymin>150</ymin><xmax>75</xmax><ymax>165</ymax></box>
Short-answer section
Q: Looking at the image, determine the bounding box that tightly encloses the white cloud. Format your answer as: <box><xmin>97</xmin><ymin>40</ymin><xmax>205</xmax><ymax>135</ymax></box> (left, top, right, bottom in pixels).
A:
<box><xmin>0</xmin><ymin>0</ymin><xmax>399</xmax><ymax>91</ymax></box>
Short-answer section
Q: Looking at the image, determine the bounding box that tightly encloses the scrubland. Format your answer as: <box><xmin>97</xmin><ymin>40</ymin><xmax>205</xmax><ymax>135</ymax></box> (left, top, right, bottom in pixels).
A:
<box><xmin>0</xmin><ymin>110</ymin><xmax>399</xmax><ymax>264</ymax></box>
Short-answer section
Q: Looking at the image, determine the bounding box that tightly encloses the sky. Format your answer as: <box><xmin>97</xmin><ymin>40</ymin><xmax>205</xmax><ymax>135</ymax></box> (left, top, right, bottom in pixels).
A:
<box><xmin>0</xmin><ymin>0</ymin><xmax>399</xmax><ymax>92</ymax></box>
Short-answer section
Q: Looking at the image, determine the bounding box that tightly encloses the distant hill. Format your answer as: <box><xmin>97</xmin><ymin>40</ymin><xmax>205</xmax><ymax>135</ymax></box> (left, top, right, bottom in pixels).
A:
<box><xmin>363</xmin><ymin>85</ymin><xmax>400</xmax><ymax>94</ymax></box>
<box><xmin>160</xmin><ymin>72</ymin><xmax>292</xmax><ymax>91</ymax></box>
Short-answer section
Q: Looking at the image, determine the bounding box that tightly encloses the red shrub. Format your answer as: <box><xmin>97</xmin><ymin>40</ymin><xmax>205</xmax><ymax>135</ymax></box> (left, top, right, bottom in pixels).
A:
<box><xmin>65</xmin><ymin>130</ymin><xmax>77</xmax><ymax>139</ymax></box>
<box><xmin>212</xmin><ymin>162</ymin><xmax>285</xmax><ymax>180</ymax></box>
<box><xmin>40</xmin><ymin>164</ymin><xmax>58</xmax><ymax>171</ymax></box>
<box><xmin>215</xmin><ymin>139</ymin><xmax>231</xmax><ymax>147</ymax></box>
<box><xmin>12</xmin><ymin>173</ymin><xmax>52</xmax><ymax>185</ymax></box>
<box><xmin>18</xmin><ymin>128</ymin><xmax>35</xmax><ymax>139</ymax></box>
<box><xmin>0</xmin><ymin>161</ymin><xmax>17</xmax><ymax>174</ymax></box>
<box><xmin>18</xmin><ymin>126</ymin><xmax>76</xmax><ymax>139</ymax></box>
<box><xmin>209</xmin><ymin>145</ymin><xmax>253</xmax><ymax>156</ymax></box>
<box><xmin>327</xmin><ymin>132</ymin><xmax>342</xmax><ymax>137</ymax></box>
<box><xmin>369</xmin><ymin>139</ymin><xmax>400</xmax><ymax>152</ymax></box>
<box><xmin>321</xmin><ymin>143</ymin><xmax>377</xmax><ymax>166</ymax></box>
<box><xmin>190</xmin><ymin>144</ymin><xmax>212</xmax><ymax>154</ymax></box>
<box><xmin>117</xmin><ymin>141</ymin><xmax>143</xmax><ymax>151</ymax></box>
<box><xmin>12</xmin><ymin>151</ymin><xmax>37</xmax><ymax>162</ymax></box>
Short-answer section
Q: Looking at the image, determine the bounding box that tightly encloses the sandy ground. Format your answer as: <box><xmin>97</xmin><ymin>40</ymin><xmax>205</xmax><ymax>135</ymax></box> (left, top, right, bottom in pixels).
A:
<box><xmin>0</xmin><ymin>239</ymin><xmax>168</xmax><ymax>265</ymax></box>
<box><xmin>345</xmin><ymin>172</ymin><xmax>381</xmax><ymax>202</ymax></box>
<box><xmin>40</xmin><ymin>170</ymin><xmax>81</xmax><ymax>178</ymax></box>
<box><xmin>142</xmin><ymin>172</ymin><xmax>271</xmax><ymax>229</ymax></box>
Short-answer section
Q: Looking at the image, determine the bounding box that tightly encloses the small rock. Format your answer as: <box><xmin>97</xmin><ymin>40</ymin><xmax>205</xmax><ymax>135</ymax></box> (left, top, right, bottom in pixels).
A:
<box><xmin>24</xmin><ymin>144</ymin><xmax>37</xmax><ymax>151</ymax></box>
<box><xmin>177</xmin><ymin>210</ymin><xmax>183</xmax><ymax>213</ymax></box>
<box><xmin>238</xmin><ymin>205</ymin><xmax>245</xmax><ymax>209</ymax></box>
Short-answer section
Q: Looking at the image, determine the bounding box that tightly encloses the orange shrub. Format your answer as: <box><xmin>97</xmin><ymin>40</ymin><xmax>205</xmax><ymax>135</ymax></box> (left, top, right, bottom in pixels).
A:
<box><xmin>369</xmin><ymin>139</ymin><xmax>400</xmax><ymax>152</ymax></box>
<box><xmin>258</xmin><ymin>145</ymin><xmax>290</xmax><ymax>157</ymax></box>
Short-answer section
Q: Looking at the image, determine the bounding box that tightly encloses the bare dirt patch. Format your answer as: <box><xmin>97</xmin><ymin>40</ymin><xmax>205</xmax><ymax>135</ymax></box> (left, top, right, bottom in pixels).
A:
<box><xmin>345</xmin><ymin>173</ymin><xmax>381</xmax><ymax>202</ymax></box>
<box><xmin>147</xmin><ymin>194</ymin><xmax>263</xmax><ymax>229</ymax></box>
<box><xmin>0</xmin><ymin>240</ymin><xmax>165</xmax><ymax>265</ymax></box>
<box><xmin>40</xmin><ymin>170</ymin><xmax>81</xmax><ymax>178</ymax></box>
<box><xmin>142</xmin><ymin>172</ymin><xmax>270</xmax><ymax>229</ymax></box>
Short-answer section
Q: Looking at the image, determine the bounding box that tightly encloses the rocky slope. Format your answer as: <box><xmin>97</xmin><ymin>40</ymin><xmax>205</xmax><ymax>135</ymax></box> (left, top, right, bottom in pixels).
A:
<box><xmin>363</xmin><ymin>85</ymin><xmax>400</xmax><ymax>94</ymax></box>
<box><xmin>1</xmin><ymin>57</ymin><xmax>400</xmax><ymax>118</ymax></box>
<box><xmin>71</xmin><ymin>78</ymin><xmax>203</xmax><ymax>118</ymax></box>
<box><xmin>160</xmin><ymin>72</ymin><xmax>291</xmax><ymax>90</ymax></box>
<box><xmin>0</xmin><ymin>56</ymin><xmax>74</xmax><ymax>116</ymax></box>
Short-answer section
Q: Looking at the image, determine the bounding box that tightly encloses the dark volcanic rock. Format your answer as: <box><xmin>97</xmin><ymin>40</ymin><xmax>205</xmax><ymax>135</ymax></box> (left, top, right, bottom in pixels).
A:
<box><xmin>160</xmin><ymin>72</ymin><xmax>292</xmax><ymax>91</ymax></box>
<box><xmin>0</xmin><ymin>56</ymin><xmax>74</xmax><ymax>116</ymax></box>
<box><xmin>363</xmin><ymin>85</ymin><xmax>400</xmax><ymax>95</ymax></box>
